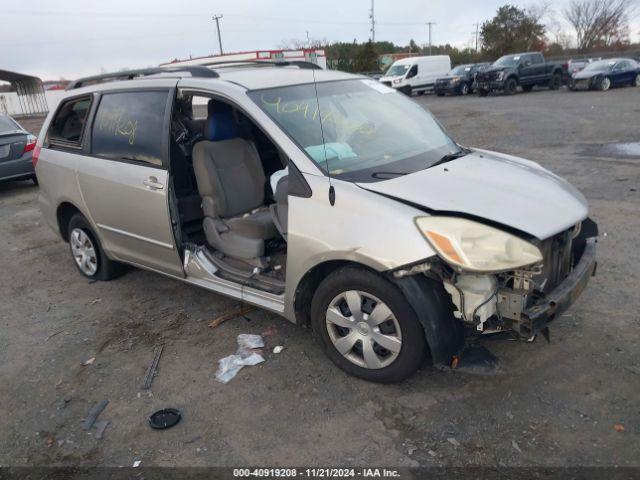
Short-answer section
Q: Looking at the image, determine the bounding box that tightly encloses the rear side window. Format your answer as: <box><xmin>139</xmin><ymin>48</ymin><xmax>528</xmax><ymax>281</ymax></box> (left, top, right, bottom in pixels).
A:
<box><xmin>48</xmin><ymin>96</ymin><xmax>91</xmax><ymax>146</ymax></box>
<box><xmin>531</xmin><ymin>54</ymin><xmax>544</xmax><ymax>64</ymax></box>
<box><xmin>91</xmin><ymin>91</ymin><xmax>169</xmax><ymax>166</ymax></box>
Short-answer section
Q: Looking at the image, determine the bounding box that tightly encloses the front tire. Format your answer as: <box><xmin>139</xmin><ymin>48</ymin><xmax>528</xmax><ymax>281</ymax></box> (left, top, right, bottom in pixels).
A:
<box><xmin>504</xmin><ymin>78</ymin><xmax>518</xmax><ymax>95</ymax></box>
<box><xmin>460</xmin><ymin>83</ymin><xmax>470</xmax><ymax>95</ymax></box>
<box><xmin>68</xmin><ymin>214</ymin><xmax>124</xmax><ymax>281</ymax></box>
<box><xmin>311</xmin><ymin>267</ymin><xmax>427</xmax><ymax>383</ymax></box>
<box><xmin>478</xmin><ymin>88</ymin><xmax>489</xmax><ymax>97</ymax></box>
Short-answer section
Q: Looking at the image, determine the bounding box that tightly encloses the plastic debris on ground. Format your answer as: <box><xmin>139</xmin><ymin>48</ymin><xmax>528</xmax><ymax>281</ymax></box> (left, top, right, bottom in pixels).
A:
<box><xmin>273</xmin><ymin>346</ymin><xmax>284</xmax><ymax>354</ymax></box>
<box><xmin>215</xmin><ymin>334</ymin><xmax>265</xmax><ymax>384</ymax></box>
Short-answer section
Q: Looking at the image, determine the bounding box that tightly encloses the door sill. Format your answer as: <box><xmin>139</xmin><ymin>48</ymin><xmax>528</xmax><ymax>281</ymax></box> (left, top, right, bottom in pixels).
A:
<box><xmin>182</xmin><ymin>244</ymin><xmax>285</xmax><ymax>314</ymax></box>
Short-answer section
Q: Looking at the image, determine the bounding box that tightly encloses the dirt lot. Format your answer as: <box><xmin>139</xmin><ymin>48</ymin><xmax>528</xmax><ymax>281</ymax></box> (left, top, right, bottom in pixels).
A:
<box><xmin>1</xmin><ymin>86</ymin><xmax>639</xmax><ymax>469</ymax></box>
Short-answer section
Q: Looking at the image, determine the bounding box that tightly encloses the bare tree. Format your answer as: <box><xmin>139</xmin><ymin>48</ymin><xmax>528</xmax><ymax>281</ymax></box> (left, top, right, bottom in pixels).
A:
<box><xmin>563</xmin><ymin>0</ymin><xmax>636</xmax><ymax>51</ymax></box>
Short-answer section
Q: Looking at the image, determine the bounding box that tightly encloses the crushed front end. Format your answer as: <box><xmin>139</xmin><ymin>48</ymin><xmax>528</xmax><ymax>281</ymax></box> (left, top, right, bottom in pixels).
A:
<box><xmin>435</xmin><ymin>219</ymin><xmax>597</xmax><ymax>339</ymax></box>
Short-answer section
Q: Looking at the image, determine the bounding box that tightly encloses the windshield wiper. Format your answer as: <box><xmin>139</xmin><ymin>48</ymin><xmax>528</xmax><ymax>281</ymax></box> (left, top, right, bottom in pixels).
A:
<box><xmin>431</xmin><ymin>147</ymin><xmax>472</xmax><ymax>167</ymax></box>
<box><xmin>371</xmin><ymin>171</ymin><xmax>410</xmax><ymax>179</ymax></box>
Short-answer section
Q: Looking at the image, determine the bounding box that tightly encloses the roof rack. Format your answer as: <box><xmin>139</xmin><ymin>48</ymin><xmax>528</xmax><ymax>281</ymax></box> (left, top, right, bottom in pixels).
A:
<box><xmin>198</xmin><ymin>59</ymin><xmax>323</xmax><ymax>70</ymax></box>
<box><xmin>66</xmin><ymin>66</ymin><xmax>219</xmax><ymax>90</ymax></box>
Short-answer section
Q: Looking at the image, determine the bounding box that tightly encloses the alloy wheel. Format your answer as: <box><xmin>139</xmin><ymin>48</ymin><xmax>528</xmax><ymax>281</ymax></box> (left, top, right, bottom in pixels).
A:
<box><xmin>601</xmin><ymin>77</ymin><xmax>611</xmax><ymax>91</ymax></box>
<box><xmin>635</xmin><ymin>75</ymin><xmax>640</xmax><ymax>87</ymax></box>
<box><xmin>70</xmin><ymin>228</ymin><xmax>98</xmax><ymax>276</ymax></box>
<box><xmin>461</xmin><ymin>84</ymin><xmax>469</xmax><ymax>95</ymax></box>
<box><xmin>325</xmin><ymin>290</ymin><xmax>402</xmax><ymax>369</ymax></box>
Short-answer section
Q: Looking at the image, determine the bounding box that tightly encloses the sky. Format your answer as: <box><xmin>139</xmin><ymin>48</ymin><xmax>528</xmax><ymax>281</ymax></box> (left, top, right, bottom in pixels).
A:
<box><xmin>1</xmin><ymin>0</ymin><xmax>638</xmax><ymax>80</ymax></box>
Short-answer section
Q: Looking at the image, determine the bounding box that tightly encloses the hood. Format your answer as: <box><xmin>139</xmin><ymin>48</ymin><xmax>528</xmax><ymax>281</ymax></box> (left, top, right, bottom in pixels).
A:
<box><xmin>479</xmin><ymin>66</ymin><xmax>507</xmax><ymax>74</ymax></box>
<box><xmin>573</xmin><ymin>70</ymin><xmax>603</xmax><ymax>80</ymax></box>
<box><xmin>357</xmin><ymin>149</ymin><xmax>588</xmax><ymax>240</ymax></box>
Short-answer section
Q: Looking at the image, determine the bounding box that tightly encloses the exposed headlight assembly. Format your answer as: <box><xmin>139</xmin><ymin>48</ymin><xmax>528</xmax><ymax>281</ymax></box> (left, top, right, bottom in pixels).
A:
<box><xmin>415</xmin><ymin>216</ymin><xmax>543</xmax><ymax>273</ymax></box>
<box><xmin>393</xmin><ymin>78</ymin><xmax>402</xmax><ymax>84</ymax></box>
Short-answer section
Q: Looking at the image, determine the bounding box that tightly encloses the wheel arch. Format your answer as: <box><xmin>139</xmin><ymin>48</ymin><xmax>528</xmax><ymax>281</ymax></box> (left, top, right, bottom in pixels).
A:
<box><xmin>56</xmin><ymin>202</ymin><xmax>83</xmax><ymax>242</ymax></box>
<box><xmin>294</xmin><ymin>260</ymin><xmax>465</xmax><ymax>366</ymax></box>
<box><xmin>294</xmin><ymin>260</ymin><xmax>378</xmax><ymax>327</ymax></box>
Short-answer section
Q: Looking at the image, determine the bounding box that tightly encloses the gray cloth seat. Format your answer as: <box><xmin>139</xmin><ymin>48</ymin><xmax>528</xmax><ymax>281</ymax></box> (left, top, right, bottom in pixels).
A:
<box><xmin>193</xmin><ymin>137</ymin><xmax>277</xmax><ymax>260</ymax></box>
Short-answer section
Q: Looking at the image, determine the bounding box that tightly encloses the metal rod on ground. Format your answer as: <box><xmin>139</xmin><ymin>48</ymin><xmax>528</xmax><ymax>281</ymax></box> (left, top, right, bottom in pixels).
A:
<box><xmin>142</xmin><ymin>344</ymin><xmax>164</xmax><ymax>390</ymax></box>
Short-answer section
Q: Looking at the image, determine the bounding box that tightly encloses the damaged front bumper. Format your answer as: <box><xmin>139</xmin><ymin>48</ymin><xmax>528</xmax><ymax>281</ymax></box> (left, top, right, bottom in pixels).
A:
<box><xmin>518</xmin><ymin>237</ymin><xmax>597</xmax><ymax>337</ymax></box>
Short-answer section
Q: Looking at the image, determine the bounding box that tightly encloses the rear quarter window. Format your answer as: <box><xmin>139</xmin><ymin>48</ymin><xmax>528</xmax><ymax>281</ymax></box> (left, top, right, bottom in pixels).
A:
<box><xmin>48</xmin><ymin>96</ymin><xmax>92</xmax><ymax>146</ymax></box>
<box><xmin>91</xmin><ymin>91</ymin><xmax>169</xmax><ymax>166</ymax></box>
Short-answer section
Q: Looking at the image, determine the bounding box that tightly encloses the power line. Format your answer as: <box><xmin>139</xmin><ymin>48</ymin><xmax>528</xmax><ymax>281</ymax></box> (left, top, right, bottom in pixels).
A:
<box><xmin>369</xmin><ymin>0</ymin><xmax>376</xmax><ymax>42</ymax></box>
<box><xmin>473</xmin><ymin>23</ymin><xmax>480</xmax><ymax>52</ymax></box>
<box><xmin>212</xmin><ymin>14</ymin><xmax>224</xmax><ymax>55</ymax></box>
<box><xmin>425</xmin><ymin>22</ymin><xmax>436</xmax><ymax>55</ymax></box>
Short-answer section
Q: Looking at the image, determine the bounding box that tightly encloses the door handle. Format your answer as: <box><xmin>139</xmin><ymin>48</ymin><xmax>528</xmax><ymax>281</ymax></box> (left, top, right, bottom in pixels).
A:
<box><xmin>143</xmin><ymin>177</ymin><xmax>164</xmax><ymax>190</ymax></box>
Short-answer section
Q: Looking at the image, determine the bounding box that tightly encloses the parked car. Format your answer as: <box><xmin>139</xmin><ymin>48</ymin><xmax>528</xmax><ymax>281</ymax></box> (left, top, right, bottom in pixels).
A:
<box><xmin>35</xmin><ymin>63</ymin><xmax>597</xmax><ymax>382</ymax></box>
<box><xmin>434</xmin><ymin>63</ymin><xmax>491</xmax><ymax>96</ymax></box>
<box><xmin>379</xmin><ymin>55</ymin><xmax>451</xmax><ymax>95</ymax></box>
<box><xmin>0</xmin><ymin>113</ymin><xmax>37</xmax><ymax>184</ymax></box>
<box><xmin>566</xmin><ymin>57</ymin><xmax>601</xmax><ymax>76</ymax></box>
<box><xmin>568</xmin><ymin>58</ymin><xmax>640</xmax><ymax>91</ymax></box>
<box><xmin>475</xmin><ymin>52</ymin><xmax>564</xmax><ymax>95</ymax></box>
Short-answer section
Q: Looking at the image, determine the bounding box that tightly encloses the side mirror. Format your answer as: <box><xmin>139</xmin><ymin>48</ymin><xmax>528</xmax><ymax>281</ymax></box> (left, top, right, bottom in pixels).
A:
<box><xmin>523</xmin><ymin>60</ymin><xmax>532</xmax><ymax>68</ymax></box>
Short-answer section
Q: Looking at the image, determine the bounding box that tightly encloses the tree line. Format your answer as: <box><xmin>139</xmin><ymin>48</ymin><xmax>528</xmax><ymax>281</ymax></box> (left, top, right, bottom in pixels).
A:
<box><xmin>280</xmin><ymin>0</ymin><xmax>638</xmax><ymax>72</ymax></box>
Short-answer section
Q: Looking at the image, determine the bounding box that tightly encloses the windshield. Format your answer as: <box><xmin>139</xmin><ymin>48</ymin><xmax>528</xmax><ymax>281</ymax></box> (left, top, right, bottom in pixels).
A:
<box><xmin>450</xmin><ymin>65</ymin><xmax>471</xmax><ymax>75</ymax></box>
<box><xmin>582</xmin><ymin>60</ymin><xmax>613</xmax><ymax>73</ymax></box>
<box><xmin>249</xmin><ymin>79</ymin><xmax>459</xmax><ymax>182</ymax></box>
<box><xmin>494</xmin><ymin>55</ymin><xmax>520</xmax><ymax>67</ymax></box>
<box><xmin>385</xmin><ymin>64</ymin><xmax>410</xmax><ymax>77</ymax></box>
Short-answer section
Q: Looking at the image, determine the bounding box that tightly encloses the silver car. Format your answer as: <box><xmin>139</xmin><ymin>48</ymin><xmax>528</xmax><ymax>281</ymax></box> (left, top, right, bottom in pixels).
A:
<box><xmin>35</xmin><ymin>63</ymin><xmax>597</xmax><ymax>382</ymax></box>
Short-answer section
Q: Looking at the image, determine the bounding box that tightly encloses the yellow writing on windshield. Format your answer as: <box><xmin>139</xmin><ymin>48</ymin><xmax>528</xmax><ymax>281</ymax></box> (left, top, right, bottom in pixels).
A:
<box><xmin>260</xmin><ymin>94</ymin><xmax>334</xmax><ymax>124</ymax></box>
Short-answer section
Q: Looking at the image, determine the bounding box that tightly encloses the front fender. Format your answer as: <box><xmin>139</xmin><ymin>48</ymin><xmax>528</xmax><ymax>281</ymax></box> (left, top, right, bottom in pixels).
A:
<box><xmin>393</xmin><ymin>274</ymin><xmax>464</xmax><ymax>365</ymax></box>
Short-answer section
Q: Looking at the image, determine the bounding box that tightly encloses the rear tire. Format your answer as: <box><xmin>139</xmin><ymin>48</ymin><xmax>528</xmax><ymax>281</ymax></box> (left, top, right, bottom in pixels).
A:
<box><xmin>310</xmin><ymin>266</ymin><xmax>428</xmax><ymax>383</ymax></box>
<box><xmin>549</xmin><ymin>72</ymin><xmax>562</xmax><ymax>90</ymax></box>
<box><xmin>67</xmin><ymin>214</ymin><xmax>124</xmax><ymax>281</ymax></box>
<box><xmin>634</xmin><ymin>74</ymin><xmax>640</xmax><ymax>88</ymax></box>
<box><xmin>599</xmin><ymin>76</ymin><xmax>611</xmax><ymax>91</ymax></box>
<box><xmin>31</xmin><ymin>176</ymin><xmax>38</xmax><ymax>186</ymax></box>
<box><xmin>478</xmin><ymin>88</ymin><xmax>489</xmax><ymax>97</ymax></box>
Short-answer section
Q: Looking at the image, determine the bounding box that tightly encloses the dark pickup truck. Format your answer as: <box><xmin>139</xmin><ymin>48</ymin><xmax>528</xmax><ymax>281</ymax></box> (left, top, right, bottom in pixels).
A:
<box><xmin>475</xmin><ymin>52</ymin><xmax>564</xmax><ymax>96</ymax></box>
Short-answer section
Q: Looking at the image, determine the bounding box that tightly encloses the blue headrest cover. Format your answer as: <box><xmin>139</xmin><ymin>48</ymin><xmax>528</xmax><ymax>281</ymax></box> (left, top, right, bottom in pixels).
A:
<box><xmin>205</xmin><ymin>102</ymin><xmax>239</xmax><ymax>141</ymax></box>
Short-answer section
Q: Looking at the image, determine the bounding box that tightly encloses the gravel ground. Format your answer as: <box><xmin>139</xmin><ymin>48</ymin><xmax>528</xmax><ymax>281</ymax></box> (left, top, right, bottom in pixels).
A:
<box><xmin>1</xmin><ymin>85</ymin><xmax>639</xmax><ymax>468</ymax></box>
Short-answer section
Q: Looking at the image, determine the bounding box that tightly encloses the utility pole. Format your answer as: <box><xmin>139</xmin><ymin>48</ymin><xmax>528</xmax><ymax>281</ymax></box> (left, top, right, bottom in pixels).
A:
<box><xmin>212</xmin><ymin>14</ymin><xmax>224</xmax><ymax>55</ymax></box>
<box><xmin>425</xmin><ymin>22</ymin><xmax>436</xmax><ymax>55</ymax></box>
<box><xmin>473</xmin><ymin>23</ymin><xmax>480</xmax><ymax>53</ymax></box>
<box><xmin>369</xmin><ymin>0</ymin><xmax>375</xmax><ymax>43</ymax></box>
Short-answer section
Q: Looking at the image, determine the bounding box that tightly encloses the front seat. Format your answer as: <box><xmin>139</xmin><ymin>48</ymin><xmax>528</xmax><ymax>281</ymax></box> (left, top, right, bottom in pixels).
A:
<box><xmin>192</xmin><ymin>101</ymin><xmax>277</xmax><ymax>263</ymax></box>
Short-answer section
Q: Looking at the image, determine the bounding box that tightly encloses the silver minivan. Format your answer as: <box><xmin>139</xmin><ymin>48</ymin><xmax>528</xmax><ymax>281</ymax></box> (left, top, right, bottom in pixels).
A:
<box><xmin>35</xmin><ymin>63</ymin><xmax>597</xmax><ymax>382</ymax></box>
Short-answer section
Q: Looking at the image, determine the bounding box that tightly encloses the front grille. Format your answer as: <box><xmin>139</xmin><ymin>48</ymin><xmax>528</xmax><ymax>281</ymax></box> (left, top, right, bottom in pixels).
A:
<box><xmin>476</xmin><ymin>71</ymin><xmax>499</xmax><ymax>82</ymax></box>
<box><xmin>533</xmin><ymin>229</ymin><xmax>573</xmax><ymax>293</ymax></box>
<box><xmin>381</xmin><ymin>81</ymin><xmax>392</xmax><ymax>87</ymax></box>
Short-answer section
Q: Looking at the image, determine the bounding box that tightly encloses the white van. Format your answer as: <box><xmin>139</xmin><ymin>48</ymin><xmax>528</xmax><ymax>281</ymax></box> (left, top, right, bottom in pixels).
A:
<box><xmin>380</xmin><ymin>55</ymin><xmax>451</xmax><ymax>95</ymax></box>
